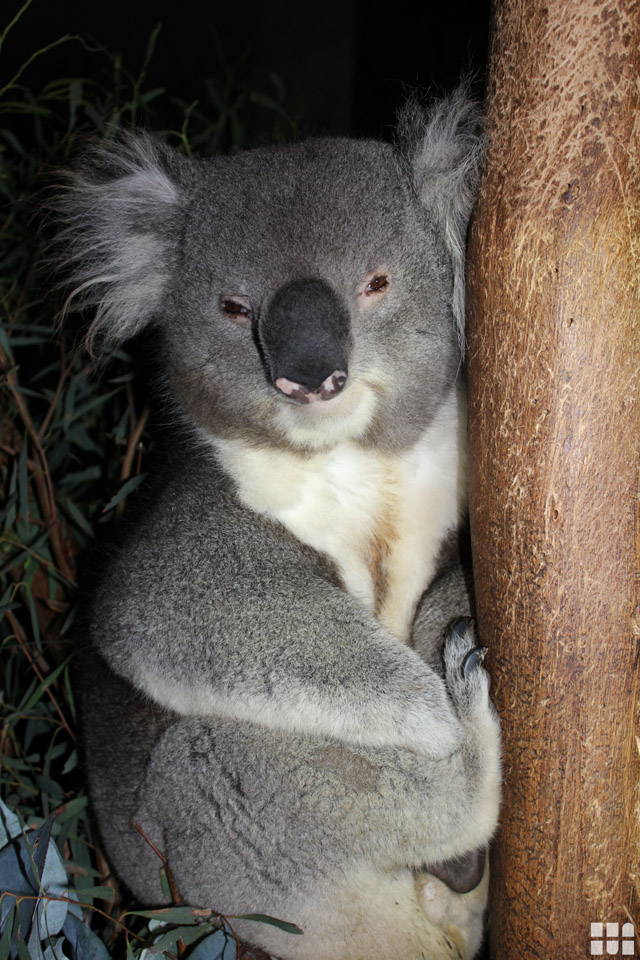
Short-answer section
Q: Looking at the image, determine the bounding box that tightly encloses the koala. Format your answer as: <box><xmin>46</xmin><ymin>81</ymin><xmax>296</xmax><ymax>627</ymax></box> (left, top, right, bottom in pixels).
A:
<box><xmin>56</xmin><ymin>88</ymin><xmax>501</xmax><ymax>960</ymax></box>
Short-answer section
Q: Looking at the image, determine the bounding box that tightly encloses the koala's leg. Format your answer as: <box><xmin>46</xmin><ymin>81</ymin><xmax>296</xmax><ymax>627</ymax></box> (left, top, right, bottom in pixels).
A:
<box><xmin>124</xmin><ymin>622</ymin><xmax>499</xmax><ymax>960</ymax></box>
<box><xmin>235</xmin><ymin>864</ymin><xmax>489</xmax><ymax>960</ymax></box>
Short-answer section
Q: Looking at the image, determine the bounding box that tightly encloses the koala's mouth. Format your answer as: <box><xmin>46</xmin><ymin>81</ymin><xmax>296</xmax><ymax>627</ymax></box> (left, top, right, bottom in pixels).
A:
<box><xmin>274</xmin><ymin>370</ymin><xmax>348</xmax><ymax>404</ymax></box>
<box><xmin>270</xmin><ymin>373</ymin><xmax>383</xmax><ymax>451</ymax></box>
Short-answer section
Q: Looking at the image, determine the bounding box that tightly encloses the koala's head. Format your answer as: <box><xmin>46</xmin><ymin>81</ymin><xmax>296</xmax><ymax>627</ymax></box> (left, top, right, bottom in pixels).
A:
<box><xmin>54</xmin><ymin>90</ymin><xmax>482</xmax><ymax>452</ymax></box>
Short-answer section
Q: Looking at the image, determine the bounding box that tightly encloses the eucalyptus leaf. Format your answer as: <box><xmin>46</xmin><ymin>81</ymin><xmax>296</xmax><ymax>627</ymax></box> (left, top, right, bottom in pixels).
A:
<box><xmin>43</xmin><ymin>937</ymin><xmax>71</xmax><ymax>960</ymax></box>
<box><xmin>187</xmin><ymin>929</ymin><xmax>236</xmax><ymax>960</ymax></box>
<box><xmin>0</xmin><ymin>905</ymin><xmax>15</xmax><ymax>960</ymax></box>
<box><xmin>71</xmin><ymin>886</ymin><xmax>114</xmax><ymax>903</ymax></box>
<box><xmin>61</xmin><ymin>911</ymin><xmax>111</xmax><ymax>960</ymax></box>
<box><xmin>16</xmin><ymin>936</ymin><xmax>31</xmax><ymax>960</ymax></box>
<box><xmin>22</xmin><ymin>660</ymin><xmax>70</xmax><ymax>713</ymax></box>
<box><xmin>0</xmin><ymin>815</ymin><xmax>69</xmax><ymax>951</ymax></box>
<box><xmin>146</xmin><ymin>922</ymin><xmax>212</xmax><ymax>955</ymax></box>
<box><xmin>100</xmin><ymin>474</ymin><xmax>147</xmax><ymax>513</ymax></box>
<box><xmin>0</xmin><ymin>799</ymin><xmax>22</xmax><ymax>847</ymax></box>
<box><xmin>237</xmin><ymin>914</ymin><xmax>303</xmax><ymax>935</ymax></box>
<box><xmin>130</xmin><ymin>906</ymin><xmax>205</xmax><ymax>925</ymax></box>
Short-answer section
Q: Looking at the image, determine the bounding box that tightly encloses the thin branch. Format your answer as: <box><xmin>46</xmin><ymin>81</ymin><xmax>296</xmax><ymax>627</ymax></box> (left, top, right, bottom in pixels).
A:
<box><xmin>0</xmin><ymin>723</ymin><xmax>11</xmax><ymax>773</ymax></box>
<box><xmin>0</xmin><ymin>34</ymin><xmax>74</xmax><ymax>99</ymax></box>
<box><xmin>5</xmin><ymin>610</ymin><xmax>76</xmax><ymax>742</ymax></box>
<box><xmin>131</xmin><ymin>821</ymin><xmax>169</xmax><ymax>868</ymax></box>
<box><xmin>120</xmin><ymin>405</ymin><xmax>150</xmax><ymax>481</ymax></box>
<box><xmin>0</xmin><ymin>344</ymin><xmax>76</xmax><ymax>582</ymax></box>
<box><xmin>132</xmin><ymin>822</ymin><xmax>185</xmax><ymax>957</ymax></box>
<box><xmin>0</xmin><ymin>891</ymin><xmax>148</xmax><ymax>948</ymax></box>
<box><xmin>38</xmin><ymin>341</ymin><xmax>75</xmax><ymax>440</ymax></box>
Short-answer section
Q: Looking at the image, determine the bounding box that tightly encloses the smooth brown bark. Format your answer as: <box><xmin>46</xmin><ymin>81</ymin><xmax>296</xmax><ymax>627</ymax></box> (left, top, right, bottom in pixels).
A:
<box><xmin>466</xmin><ymin>1</ymin><xmax>640</xmax><ymax>956</ymax></box>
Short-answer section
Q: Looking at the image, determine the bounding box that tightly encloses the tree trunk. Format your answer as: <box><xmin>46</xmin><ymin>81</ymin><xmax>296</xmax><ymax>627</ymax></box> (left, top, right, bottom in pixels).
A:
<box><xmin>466</xmin><ymin>1</ymin><xmax>640</xmax><ymax>956</ymax></box>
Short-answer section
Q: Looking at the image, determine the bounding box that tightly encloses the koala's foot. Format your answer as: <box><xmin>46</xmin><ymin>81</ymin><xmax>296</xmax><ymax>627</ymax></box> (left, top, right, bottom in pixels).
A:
<box><xmin>240</xmin><ymin>864</ymin><xmax>486</xmax><ymax>960</ymax></box>
<box><xmin>426</xmin><ymin>847</ymin><xmax>487</xmax><ymax>894</ymax></box>
<box><xmin>438</xmin><ymin>616</ymin><xmax>501</xmax><ymax>870</ymax></box>
<box><xmin>443</xmin><ymin>618</ymin><xmax>491</xmax><ymax>720</ymax></box>
<box><xmin>416</xmin><ymin>858</ymin><xmax>489</xmax><ymax>960</ymax></box>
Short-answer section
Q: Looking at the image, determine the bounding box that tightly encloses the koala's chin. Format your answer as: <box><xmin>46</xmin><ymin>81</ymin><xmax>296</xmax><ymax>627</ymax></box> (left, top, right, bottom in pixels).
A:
<box><xmin>272</xmin><ymin>374</ymin><xmax>384</xmax><ymax>451</ymax></box>
<box><xmin>55</xmin><ymin>86</ymin><xmax>501</xmax><ymax>960</ymax></box>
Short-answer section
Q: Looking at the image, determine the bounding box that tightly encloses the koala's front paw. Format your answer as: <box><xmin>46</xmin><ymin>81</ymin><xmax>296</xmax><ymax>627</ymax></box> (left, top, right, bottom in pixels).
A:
<box><xmin>461</xmin><ymin>644</ymin><xmax>488</xmax><ymax>679</ymax></box>
<box><xmin>443</xmin><ymin>618</ymin><xmax>490</xmax><ymax>718</ymax></box>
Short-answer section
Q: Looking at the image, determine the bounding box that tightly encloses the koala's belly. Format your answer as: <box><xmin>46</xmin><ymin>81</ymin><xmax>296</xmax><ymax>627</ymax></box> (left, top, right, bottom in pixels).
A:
<box><xmin>212</xmin><ymin>406</ymin><xmax>464</xmax><ymax>643</ymax></box>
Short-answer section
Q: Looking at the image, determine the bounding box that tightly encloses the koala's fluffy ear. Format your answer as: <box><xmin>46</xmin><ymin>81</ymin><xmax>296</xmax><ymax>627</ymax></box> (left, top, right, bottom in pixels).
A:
<box><xmin>397</xmin><ymin>87</ymin><xmax>484</xmax><ymax>345</ymax></box>
<box><xmin>53</xmin><ymin>132</ymin><xmax>184</xmax><ymax>357</ymax></box>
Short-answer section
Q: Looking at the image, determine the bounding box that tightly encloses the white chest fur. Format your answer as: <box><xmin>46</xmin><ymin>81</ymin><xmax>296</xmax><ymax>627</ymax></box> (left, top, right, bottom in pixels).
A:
<box><xmin>212</xmin><ymin>388</ymin><xmax>466</xmax><ymax>644</ymax></box>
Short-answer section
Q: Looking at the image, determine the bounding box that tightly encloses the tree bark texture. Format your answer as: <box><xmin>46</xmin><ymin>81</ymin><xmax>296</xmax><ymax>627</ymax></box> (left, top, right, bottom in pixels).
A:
<box><xmin>466</xmin><ymin>1</ymin><xmax>640</xmax><ymax>956</ymax></box>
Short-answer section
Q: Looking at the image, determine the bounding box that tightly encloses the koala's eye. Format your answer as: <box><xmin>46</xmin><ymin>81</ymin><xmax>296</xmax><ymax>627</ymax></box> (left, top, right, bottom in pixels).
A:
<box><xmin>358</xmin><ymin>271</ymin><xmax>391</xmax><ymax>303</ymax></box>
<box><xmin>366</xmin><ymin>275</ymin><xmax>389</xmax><ymax>294</ymax></box>
<box><xmin>221</xmin><ymin>296</ymin><xmax>252</xmax><ymax>327</ymax></box>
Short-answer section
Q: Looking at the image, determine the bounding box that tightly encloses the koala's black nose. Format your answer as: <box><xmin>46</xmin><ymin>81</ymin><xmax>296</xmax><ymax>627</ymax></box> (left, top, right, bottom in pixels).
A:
<box><xmin>259</xmin><ymin>279</ymin><xmax>350</xmax><ymax>402</ymax></box>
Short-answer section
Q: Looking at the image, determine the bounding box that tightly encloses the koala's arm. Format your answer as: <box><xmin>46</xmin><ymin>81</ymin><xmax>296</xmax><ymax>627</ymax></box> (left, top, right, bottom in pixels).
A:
<box><xmin>92</xmin><ymin>460</ymin><xmax>463</xmax><ymax>761</ymax></box>
<box><xmin>411</xmin><ymin>540</ymin><xmax>474</xmax><ymax>672</ymax></box>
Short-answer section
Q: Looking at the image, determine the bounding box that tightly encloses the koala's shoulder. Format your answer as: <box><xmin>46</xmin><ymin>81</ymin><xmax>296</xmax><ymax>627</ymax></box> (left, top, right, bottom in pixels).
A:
<box><xmin>96</xmin><ymin>450</ymin><xmax>329</xmax><ymax>591</ymax></box>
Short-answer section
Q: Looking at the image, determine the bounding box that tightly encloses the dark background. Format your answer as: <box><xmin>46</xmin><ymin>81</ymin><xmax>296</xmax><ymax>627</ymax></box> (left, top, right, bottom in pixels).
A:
<box><xmin>4</xmin><ymin>0</ymin><xmax>491</xmax><ymax>141</ymax></box>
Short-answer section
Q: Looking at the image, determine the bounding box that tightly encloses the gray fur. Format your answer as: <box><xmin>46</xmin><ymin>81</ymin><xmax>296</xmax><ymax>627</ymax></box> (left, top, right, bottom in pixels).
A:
<box><xmin>55</xmin><ymin>135</ymin><xmax>184</xmax><ymax>353</ymax></box>
<box><xmin>396</xmin><ymin>87</ymin><xmax>485</xmax><ymax>349</ymax></box>
<box><xmin>57</xmin><ymin>89</ymin><xmax>500</xmax><ymax>960</ymax></box>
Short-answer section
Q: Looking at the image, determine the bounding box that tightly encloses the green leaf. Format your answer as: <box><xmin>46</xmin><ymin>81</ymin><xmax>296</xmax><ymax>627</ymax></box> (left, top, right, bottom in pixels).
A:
<box><xmin>60</xmin><ymin>750</ymin><xmax>79</xmax><ymax>777</ymax></box>
<box><xmin>0</xmin><ymin>798</ymin><xmax>22</xmax><ymax>846</ymax></box>
<box><xmin>22</xmin><ymin>659</ymin><xmax>69</xmax><ymax>713</ymax></box>
<box><xmin>61</xmin><ymin>911</ymin><xmax>111</xmax><ymax>960</ymax></box>
<box><xmin>0</xmin><ymin>902</ymin><xmax>14</xmax><ymax>960</ymax></box>
<box><xmin>129</xmin><ymin>906</ymin><xmax>204</xmax><ymax>925</ymax></box>
<box><xmin>0</xmin><ymin>528</ymin><xmax>51</xmax><ymax>579</ymax></box>
<box><xmin>16</xmin><ymin>936</ymin><xmax>31</xmax><ymax>960</ymax></box>
<box><xmin>236</xmin><ymin>913</ymin><xmax>303</xmax><ymax>935</ymax></box>
<box><xmin>101</xmin><ymin>474</ymin><xmax>146</xmax><ymax>513</ymax></box>
<box><xmin>147</xmin><ymin>922</ymin><xmax>211</xmax><ymax>954</ymax></box>
<box><xmin>17</xmin><ymin>434</ymin><xmax>29</xmax><ymax>529</ymax></box>
<box><xmin>58</xmin><ymin>466</ymin><xmax>102</xmax><ymax>488</ymax></box>
<box><xmin>0</xmin><ymin>815</ymin><xmax>69</xmax><ymax>952</ymax></box>
<box><xmin>60</xmin><ymin>497</ymin><xmax>95</xmax><ymax>540</ymax></box>
<box><xmin>186</xmin><ymin>929</ymin><xmax>235</xmax><ymax>960</ymax></box>
<box><xmin>71</xmin><ymin>885</ymin><xmax>114</xmax><ymax>902</ymax></box>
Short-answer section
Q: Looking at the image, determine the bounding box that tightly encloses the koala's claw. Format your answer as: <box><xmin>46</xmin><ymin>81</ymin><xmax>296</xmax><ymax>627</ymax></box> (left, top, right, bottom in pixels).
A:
<box><xmin>461</xmin><ymin>646</ymin><xmax>488</xmax><ymax>679</ymax></box>
<box><xmin>443</xmin><ymin>617</ymin><xmax>491</xmax><ymax>716</ymax></box>
<box><xmin>448</xmin><ymin>616</ymin><xmax>474</xmax><ymax>645</ymax></box>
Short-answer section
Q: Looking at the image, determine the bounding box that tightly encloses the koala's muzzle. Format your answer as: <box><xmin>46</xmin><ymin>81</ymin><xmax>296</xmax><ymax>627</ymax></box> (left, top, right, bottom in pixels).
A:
<box><xmin>259</xmin><ymin>279</ymin><xmax>350</xmax><ymax>403</ymax></box>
